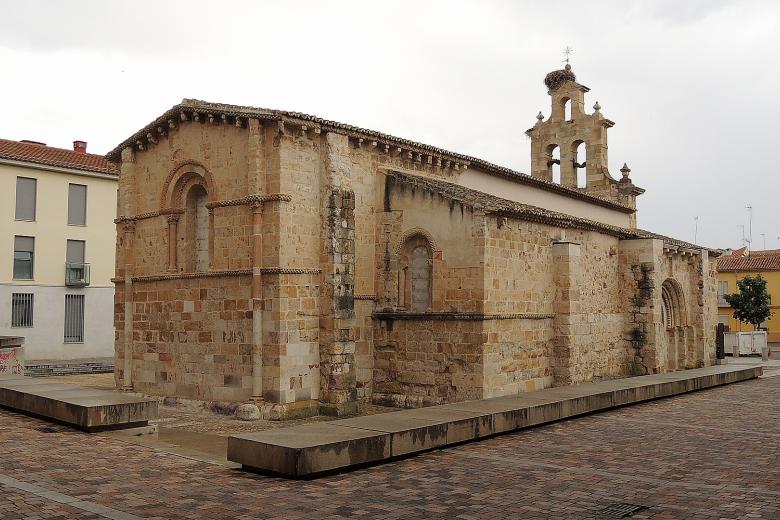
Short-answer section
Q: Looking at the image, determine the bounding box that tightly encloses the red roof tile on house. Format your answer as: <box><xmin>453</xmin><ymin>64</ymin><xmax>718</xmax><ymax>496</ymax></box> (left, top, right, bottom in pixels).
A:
<box><xmin>717</xmin><ymin>248</ymin><xmax>780</xmax><ymax>271</ymax></box>
<box><xmin>0</xmin><ymin>138</ymin><xmax>118</xmax><ymax>175</ymax></box>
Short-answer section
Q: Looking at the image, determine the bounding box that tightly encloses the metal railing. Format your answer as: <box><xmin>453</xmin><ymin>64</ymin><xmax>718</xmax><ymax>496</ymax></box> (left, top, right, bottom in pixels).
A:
<box><xmin>65</xmin><ymin>263</ymin><xmax>90</xmax><ymax>287</ymax></box>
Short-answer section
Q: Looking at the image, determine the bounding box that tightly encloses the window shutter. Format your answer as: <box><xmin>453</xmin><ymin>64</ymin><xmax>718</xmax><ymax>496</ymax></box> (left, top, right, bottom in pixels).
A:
<box><xmin>14</xmin><ymin>236</ymin><xmax>34</xmax><ymax>252</ymax></box>
<box><xmin>68</xmin><ymin>184</ymin><xmax>87</xmax><ymax>225</ymax></box>
<box><xmin>15</xmin><ymin>177</ymin><xmax>37</xmax><ymax>220</ymax></box>
<box><xmin>66</xmin><ymin>240</ymin><xmax>85</xmax><ymax>264</ymax></box>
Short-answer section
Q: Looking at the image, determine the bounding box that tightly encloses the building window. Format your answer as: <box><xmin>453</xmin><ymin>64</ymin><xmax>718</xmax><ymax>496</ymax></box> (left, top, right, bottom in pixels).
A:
<box><xmin>11</xmin><ymin>293</ymin><xmax>34</xmax><ymax>327</ymax></box>
<box><xmin>65</xmin><ymin>239</ymin><xmax>90</xmax><ymax>286</ymax></box>
<box><xmin>13</xmin><ymin>236</ymin><xmax>35</xmax><ymax>280</ymax></box>
<box><xmin>68</xmin><ymin>184</ymin><xmax>87</xmax><ymax>225</ymax></box>
<box><xmin>15</xmin><ymin>177</ymin><xmax>37</xmax><ymax>221</ymax></box>
<box><xmin>64</xmin><ymin>294</ymin><xmax>85</xmax><ymax>343</ymax></box>
<box><xmin>718</xmin><ymin>280</ymin><xmax>729</xmax><ymax>305</ymax></box>
<box><xmin>399</xmin><ymin>233</ymin><xmax>433</xmax><ymax>312</ymax></box>
<box><xmin>185</xmin><ymin>184</ymin><xmax>209</xmax><ymax>272</ymax></box>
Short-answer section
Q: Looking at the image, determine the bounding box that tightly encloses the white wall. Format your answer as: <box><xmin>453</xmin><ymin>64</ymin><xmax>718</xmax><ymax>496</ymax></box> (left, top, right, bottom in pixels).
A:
<box><xmin>0</xmin><ymin>284</ymin><xmax>114</xmax><ymax>361</ymax></box>
<box><xmin>459</xmin><ymin>169</ymin><xmax>632</xmax><ymax>228</ymax></box>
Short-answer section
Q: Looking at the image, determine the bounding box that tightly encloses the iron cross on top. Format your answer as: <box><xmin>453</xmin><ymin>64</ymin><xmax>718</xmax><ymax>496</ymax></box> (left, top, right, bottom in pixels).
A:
<box><xmin>563</xmin><ymin>46</ymin><xmax>573</xmax><ymax>64</ymax></box>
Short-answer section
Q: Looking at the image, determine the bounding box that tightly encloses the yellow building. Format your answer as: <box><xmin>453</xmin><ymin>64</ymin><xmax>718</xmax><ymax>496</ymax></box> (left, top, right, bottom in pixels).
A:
<box><xmin>717</xmin><ymin>247</ymin><xmax>780</xmax><ymax>343</ymax></box>
<box><xmin>0</xmin><ymin>138</ymin><xmax>118</xmax><ymax>363</ymax></box>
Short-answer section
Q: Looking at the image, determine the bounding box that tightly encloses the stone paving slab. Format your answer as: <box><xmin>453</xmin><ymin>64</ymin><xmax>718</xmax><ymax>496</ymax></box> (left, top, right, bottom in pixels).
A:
<box><xmin>228</xmin><ymin>364</ymin><xmax>761</xmax><ymax>478</ymax></box>
<box><xmin>0</xmin><ymin>374</ymin><xmax>157</xmax><ymax>432</ymax></box>
<box><xmin>228</xmin><ymin>422</ymin><xmax>391</xmax><ymax>476</ymax></box>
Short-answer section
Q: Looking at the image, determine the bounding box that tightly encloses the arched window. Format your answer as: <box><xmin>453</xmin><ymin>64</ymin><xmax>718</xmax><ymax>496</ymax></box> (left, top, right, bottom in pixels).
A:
<box><xmin>573</xmin><ymin>141</ymin><xmax>587</xmax><ymax>188</ymax></box>
<box><xmin>561</xmin><ymin>97</ymin><xmax>572</xmax><ymax>121</ymax></box>
<box><xmin>399</xmin><ymin>234</ymin><xmax>433</xmax><ymax>312</ymax></box>
<box><xmin>185</xmin><ymin>184</ymin><xmax>209</xmax><ymax>272</ymax></box>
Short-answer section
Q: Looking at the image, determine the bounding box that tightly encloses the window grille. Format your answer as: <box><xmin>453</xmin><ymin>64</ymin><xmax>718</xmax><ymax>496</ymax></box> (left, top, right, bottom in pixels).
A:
<box><xmin>64</xmin><ymin>294</ymin><xmax>85</xmax><ymax>343</ymax></box>
<box><xmin>11</xmin><ymin>293</ymin><xmax>33</xmax><ymax>327</ymax></box>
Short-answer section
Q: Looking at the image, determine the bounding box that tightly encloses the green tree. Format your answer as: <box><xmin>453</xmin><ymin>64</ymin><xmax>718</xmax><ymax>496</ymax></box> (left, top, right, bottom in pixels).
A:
<box><xmin>724</xmin><ymin>275</ymin><xmax>773</xmax><ymax>330</ymax></box>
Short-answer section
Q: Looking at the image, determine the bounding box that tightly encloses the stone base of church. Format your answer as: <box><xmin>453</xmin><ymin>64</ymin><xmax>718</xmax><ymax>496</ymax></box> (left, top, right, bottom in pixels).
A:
<box><xmin>319</xmin><ymin>400</ymin><xmax>362</xmax><ymax>418</ymax></box>
<box><xmin>258</xmin><ymin>399</ymin><xmax>322</xmax><ymax>421</ymax></box>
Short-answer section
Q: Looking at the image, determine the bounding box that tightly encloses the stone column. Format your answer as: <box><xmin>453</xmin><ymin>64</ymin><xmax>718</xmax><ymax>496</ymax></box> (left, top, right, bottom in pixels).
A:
<box><xmin>207</xmin><ymin>208</ymin><xmax>215</xmax><ymax>270</ymax></box>
<box><xmin>118</xmin><ymin>147</ymin><xmax>136</xmax><ymax>392</ymax></box>
<box><xmin>166</xmin><ymin>214</ymin><xmax>179</xmax><ymax>272</ymax></box>
<box><xmin>121</xmin><ymin>219</ymin><xmax>135</xmax><ymax>391</ymax></box>
<box><xmin>246</xmin><ymin>118</ymin><xmax>266</xmax><ymax>405</ymax></box>
<box><xmin>250</xmin><ymin>201</ymin><xmax>264</xmax><ymax>400</ymax></box>
<box><xmin>552</xmin><ymin>240</ymin><xmax>581</xmax><ymax>385</ymax></box>
<box><xmin>319</xmin><ymin>132</ymin><xmax>358</xmax><ymax>416</ymax></box>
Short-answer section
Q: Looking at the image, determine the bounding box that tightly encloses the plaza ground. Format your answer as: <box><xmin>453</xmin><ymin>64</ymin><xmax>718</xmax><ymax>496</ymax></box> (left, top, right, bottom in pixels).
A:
<box><xmin>0</xmin><ymin>361</ymin><xmax>777</xmax><ymax>518</ymax></box>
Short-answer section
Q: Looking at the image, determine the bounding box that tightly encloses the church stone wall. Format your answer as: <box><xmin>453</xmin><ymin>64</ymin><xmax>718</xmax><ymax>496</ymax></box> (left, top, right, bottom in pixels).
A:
<box><xmin>112</xmin><ymin>98</ymin><xmax>717</xmax><ymax>415</ymax></box>
<box><xmin>114</xmin><ymin>274</ymin><xmax>254</xmax><ymax>401</ymax></box>
<box><xmin>373</xmin><ymin>318</ymin><xmax>485</xmax><ymax>407</ymax></box>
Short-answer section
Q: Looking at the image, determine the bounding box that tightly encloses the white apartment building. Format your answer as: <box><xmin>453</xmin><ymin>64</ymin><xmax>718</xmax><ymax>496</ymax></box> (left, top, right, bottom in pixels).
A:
<box><xmin>0</xmin><ymin>138</ymin><xmax>118</xmax><ymax>363</ymax></box>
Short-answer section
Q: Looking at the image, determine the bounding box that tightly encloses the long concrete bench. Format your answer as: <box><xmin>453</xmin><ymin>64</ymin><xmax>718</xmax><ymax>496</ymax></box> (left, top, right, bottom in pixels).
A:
<box><xmin>228</xmin><ymin>364</ymin><xmax>762</xmax><ymax>478</ymax></box>
<box><xmin>0</xmin><ymin>375</ymin><xmax>157</xmax><ymax>432</ymax></box>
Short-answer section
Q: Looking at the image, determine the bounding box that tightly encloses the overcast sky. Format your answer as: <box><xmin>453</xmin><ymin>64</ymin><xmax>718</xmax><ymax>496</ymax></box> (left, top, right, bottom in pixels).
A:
<box><xmin>1</xmin><ymin>0</ymin><xmax>778</xmax><ymax>248</ymax></box>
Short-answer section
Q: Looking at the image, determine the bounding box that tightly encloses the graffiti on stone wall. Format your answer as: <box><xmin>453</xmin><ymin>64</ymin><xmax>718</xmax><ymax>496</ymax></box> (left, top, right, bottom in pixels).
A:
<box><xmin>0</xmin><ymin>348</ymin><xmax>24</xmax><ymax>375</ymax></box>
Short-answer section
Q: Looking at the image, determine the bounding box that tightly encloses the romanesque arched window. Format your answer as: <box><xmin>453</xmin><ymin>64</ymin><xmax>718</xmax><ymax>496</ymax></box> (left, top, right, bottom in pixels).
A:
<box><xmin>185</xmin><ymin>184</ymin><xmax>209</xmax><ymax>272</ymax></box>
<box><xmin>399</xmin><ymin>233</ymin><xmax>433</xmax><ymax>312</ymax></box>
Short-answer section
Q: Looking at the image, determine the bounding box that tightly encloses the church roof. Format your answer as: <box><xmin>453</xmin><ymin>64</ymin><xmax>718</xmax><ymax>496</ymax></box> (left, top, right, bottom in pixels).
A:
<box><xmin>0</xmin><ymin>138</ymin><xmax>118</xmax><ymax>176</ymax></box>
<box><xmin>717</xmin><ymin>248</ymin><xmax>780</xmax><ymax>271</ymax></box>
<box><xmin>106</xmin><ymin>98</ymin><xmax>635</xmax><ymax>214</ymax></box>
<box><xmin>386</xmin><ymin>170</ymin><xmax>716</xmax><ymax>255</ymax></box>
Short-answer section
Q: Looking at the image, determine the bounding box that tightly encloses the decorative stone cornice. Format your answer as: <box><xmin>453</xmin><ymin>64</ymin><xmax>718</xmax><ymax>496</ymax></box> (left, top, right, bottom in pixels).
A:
<box><xmin>115</xmin><ymin>194</ymin><xmax>291</xmax><ymax>223</ymax></box>
<box><xmin>372</xmin><ymin>311</ymin><xmax>555</xmax><ymax>321</ymax></box>
<box><xmin>112</xmin><ymin>266</ymin><xmax>321</xmax><ymax>283</ymax></box>
<box><xmin>105</xmin><ymin>99</ymin><xmax>637</xmax><ymax>213</ymax></box>
<box><xmin>115</xmin><ymin>208</ymin><xmax>183</xmax><ymax>224</ymax></box>
<box><xmin>112</xmin><ymin>269</ymin><xmax>252</xmax><ymax>283</ymax></box>
<box><xmin>259</xmin><ymin>267</ymin><xmax>321</xmax><ymax>275</ymax></box>
<box><xmin>205</xmin><ymin>193</ymin><xmax>292</xmax><ymax>209</ymax></box>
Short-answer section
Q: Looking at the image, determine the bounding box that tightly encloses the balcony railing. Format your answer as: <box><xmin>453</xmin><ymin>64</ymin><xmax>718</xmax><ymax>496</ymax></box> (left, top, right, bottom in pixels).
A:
<box><xmin>65</xmin><ymin>263</ymin><xmax>90</xmax><ymax>287</ymax></box>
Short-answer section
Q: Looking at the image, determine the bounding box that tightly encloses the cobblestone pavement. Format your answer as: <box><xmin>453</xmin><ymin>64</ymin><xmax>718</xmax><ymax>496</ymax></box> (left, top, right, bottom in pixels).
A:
<box><xmin>2</xmin><ymin>375</ymin><xmax>779</xmax><ymax>519</ymax></box>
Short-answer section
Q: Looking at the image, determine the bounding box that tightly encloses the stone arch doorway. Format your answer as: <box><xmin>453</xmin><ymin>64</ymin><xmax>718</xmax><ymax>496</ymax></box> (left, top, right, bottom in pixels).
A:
<box><xmin>660</xmin><ymin>278</ymin><xmax>688</xmax><ymax>370</ymax></box>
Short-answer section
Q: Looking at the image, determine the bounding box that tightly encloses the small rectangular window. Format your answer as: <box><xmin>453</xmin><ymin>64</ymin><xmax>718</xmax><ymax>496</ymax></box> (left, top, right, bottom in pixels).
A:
<box><xmin>11</xmin><ymin>293</ymin><xmax>34</xmax><ymax>327</ymax></box>
<box><xmin>13</xmin><ymin>236</ymin><xmax>35</xmax><ymax>280</ymax></box>
<box><xmin>64</xmin><ymin>294</ymin><xmax>85</xmax><ymax>343</ymax></box>
<box><xmin>68</xmin><ymin>184</ymin><xmax>87</xmax><ymax>225</ymax></box>
<box><xmin>718</xmin><ymin>280</ymin><xmax>729</xmax><ymax>305</ymax></box>
<box><xmin>15</xmin><ymin>177</ymin><xmax>37</xmax><ymax>221</ymax></box>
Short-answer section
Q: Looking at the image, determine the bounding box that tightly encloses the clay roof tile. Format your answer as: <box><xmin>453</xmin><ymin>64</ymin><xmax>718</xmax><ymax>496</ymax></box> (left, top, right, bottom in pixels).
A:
<box><xmin>0</xmin><ymin>139</ymin><xmax>118</xmax><ymax>176</ymax></box>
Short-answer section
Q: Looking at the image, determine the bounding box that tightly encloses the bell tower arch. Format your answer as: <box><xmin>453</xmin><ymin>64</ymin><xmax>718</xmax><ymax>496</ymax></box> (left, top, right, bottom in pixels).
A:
<box><xmin>526</xmin><ymin>64</ymin><xmax>643</xmax><ymax>216</ymax></box>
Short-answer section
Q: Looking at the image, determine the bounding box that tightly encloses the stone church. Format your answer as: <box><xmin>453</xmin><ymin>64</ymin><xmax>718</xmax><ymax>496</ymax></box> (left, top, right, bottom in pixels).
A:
<box><xmin>108</xmin><ymin>65</ymin><xmax>717</xmax><ymax>418</ymax></box>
